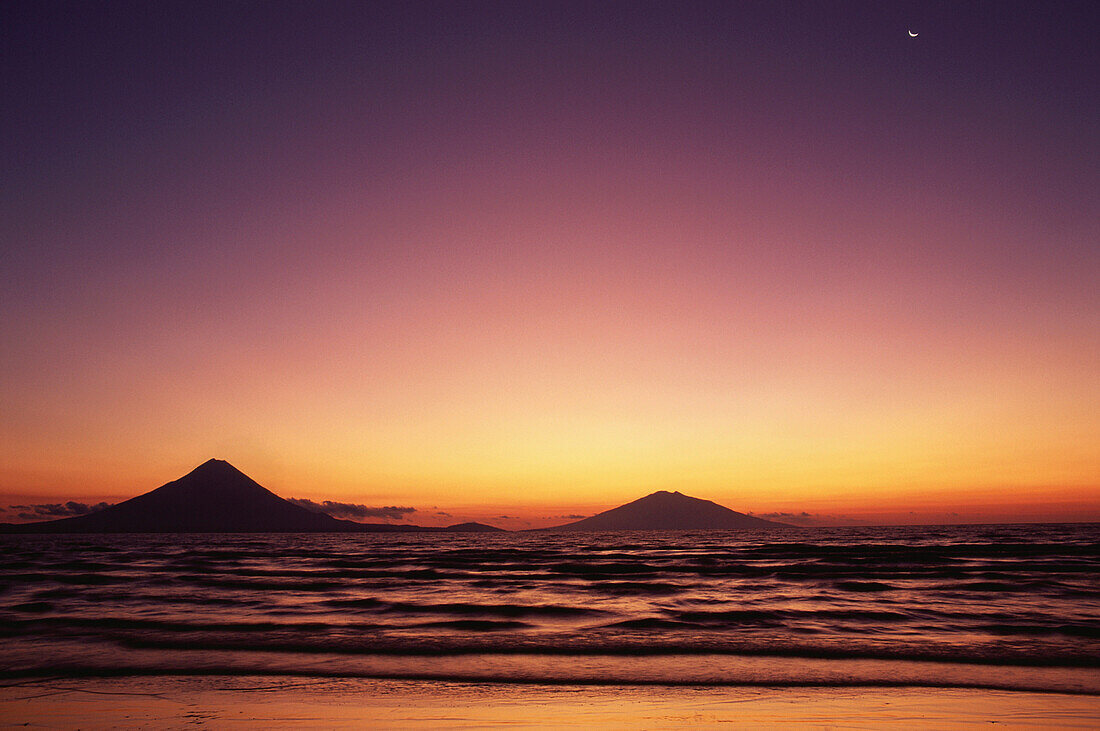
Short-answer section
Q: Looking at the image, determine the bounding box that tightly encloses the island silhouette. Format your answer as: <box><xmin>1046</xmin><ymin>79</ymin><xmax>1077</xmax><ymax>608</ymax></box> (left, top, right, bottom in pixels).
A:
<box><xmin>0</xmin><ymin>459</ymin><xmax>501</xmax><ymax>534</ymax></box>
<box><xmin>544</xmin><ymin>490</ymin><xmax>790</xmax><ymax>530</ymax></box>
<box><xmin>1</xmin><ymin>459</ymin><xmax>790</xmax><ymax>533</ymax></box>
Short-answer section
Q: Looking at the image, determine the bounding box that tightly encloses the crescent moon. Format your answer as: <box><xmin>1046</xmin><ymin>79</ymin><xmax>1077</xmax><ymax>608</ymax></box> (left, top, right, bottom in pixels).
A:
<box><xmin>908</xmin><ymin>30</ymin><xmax>919</xmax><ymax>37</ymax></box>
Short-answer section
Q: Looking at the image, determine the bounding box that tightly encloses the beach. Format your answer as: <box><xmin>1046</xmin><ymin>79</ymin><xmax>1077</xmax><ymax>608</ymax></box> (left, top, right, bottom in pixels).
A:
<box><xmin>3</xmin><ymin>676</ymin><xmax>1099</xmax><ymax>729</ymax></box>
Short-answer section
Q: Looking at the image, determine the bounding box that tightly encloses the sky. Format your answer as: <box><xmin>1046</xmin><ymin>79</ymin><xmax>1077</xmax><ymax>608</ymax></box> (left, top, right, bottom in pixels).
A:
<box><xmin>1</xmin><ymin>1</ymin><xmax>1097</xmax><ymax>528</ymax></box>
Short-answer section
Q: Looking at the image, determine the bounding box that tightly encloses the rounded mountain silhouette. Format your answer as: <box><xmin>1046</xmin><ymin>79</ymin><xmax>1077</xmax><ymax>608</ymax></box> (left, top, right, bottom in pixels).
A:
<box><xmin>1</xmin><ymin>459</ymin><xmax>502</xmax><ymax>533</ymax></box>
<box><xmin>546</xmin><ymin>490</ymin><xmax>790</xmax><ymax>531</ymax></box>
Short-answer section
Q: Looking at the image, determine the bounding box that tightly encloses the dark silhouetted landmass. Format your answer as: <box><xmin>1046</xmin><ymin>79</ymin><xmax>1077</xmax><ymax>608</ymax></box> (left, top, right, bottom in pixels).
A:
<box><xmin>444</xmin><ymin>521</ymin><xmax>506</xmax><ymax>532</ymax></box>
<box><xmin>543</xmin><ymin>490</ymin><xmax>791</xmax><ymax>531</ymax></box>
<box><xmin>286</xmin><ymin>497</ymin><xmax>417</xmax><ymax>521</ymax></box>
<box><xmin>0</xmin><ymin>459</ymin><xmax>503</xmax><ymax>534</ymax></box>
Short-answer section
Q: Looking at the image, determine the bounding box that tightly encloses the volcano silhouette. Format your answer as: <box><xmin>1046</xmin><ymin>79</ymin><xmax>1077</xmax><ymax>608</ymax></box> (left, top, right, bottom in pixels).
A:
<box><xmin>1</xmin><ymin>459</ymin><xmax>502</xmax><ymax>533</ymax></box>
<box><xmin>545</xmin><ymin>490</ymin><xmax>790</xmax><ymax>531</ymax></box>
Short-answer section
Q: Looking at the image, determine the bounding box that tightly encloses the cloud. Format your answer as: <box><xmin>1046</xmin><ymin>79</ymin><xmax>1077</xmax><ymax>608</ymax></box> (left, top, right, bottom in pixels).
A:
<box><xmin>435</xmin><ymin>511</ymin><xmax>452</xmax><ymax>517</ymax></box>
<box><xmin>752</xmin><ymin>511</ymin><xmax>812</xmax><ymax>519</ymax></box>
<box><xmin>748</xmin><ymin>511</ymin><xmax>871</xmax><ymax>526</ymax></box>
<box><xmin>10</xmin><ymin>501</ymin><xmax>113</xmax><ymax>520</ymax></box>
<box><xmin>287</xmin><ymin>498</ymin><xmax>416</xmax><ymax>521</ymax></box>
<box><xmin>750</xmin><ymin>511</ymin><xmax>821</xmax><ymax>525</ymax></box>
<box><xmin>494</xmin><ymin>515</ymin><xmax>532</xmax><ymax>526</ymax></box>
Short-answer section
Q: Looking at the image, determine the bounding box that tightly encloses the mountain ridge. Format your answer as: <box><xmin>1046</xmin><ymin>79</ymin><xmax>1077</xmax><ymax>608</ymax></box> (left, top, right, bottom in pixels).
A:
<box><xmin>543</xmin><ymin>490</ymin><xmax>791</xmax><ymax>531</ymax></box>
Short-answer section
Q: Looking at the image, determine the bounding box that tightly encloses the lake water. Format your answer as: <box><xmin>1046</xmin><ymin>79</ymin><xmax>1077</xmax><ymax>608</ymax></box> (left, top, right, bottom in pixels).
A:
<box><xmin>2</xmin><ymin>524</ymin><xmax>1098</xmax><ymax>694</ymax></box>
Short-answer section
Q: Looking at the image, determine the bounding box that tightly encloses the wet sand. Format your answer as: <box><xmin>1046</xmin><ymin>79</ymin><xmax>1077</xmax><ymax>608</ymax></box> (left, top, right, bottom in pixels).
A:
<box><xmin>1</xmin><ymin>676</ymin><xmax>1098</xmax><ymax>729</ymax></box>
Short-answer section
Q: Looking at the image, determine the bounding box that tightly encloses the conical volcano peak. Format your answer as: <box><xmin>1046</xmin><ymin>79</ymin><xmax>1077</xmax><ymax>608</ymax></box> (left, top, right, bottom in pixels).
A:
<box><xmin>0</xmin><ymin>459</ymin><xmax>344</xmax><ymax>533</ymax></box>
<box><xmin>189</xmin><ymin>458</ymin><xmax>243</xmax><ymax>476</ymax></box>
<box><xmin>0</xmin><ymin>459</ymin><xmax>507</xmax><ymax>534</ymax></box>
<box><xmin>547</xmin><ymin>489</ymin><xmax>790</xmax><ymax>531</ymax></box>
<box><xmin>165</xmin><ymin>459</ymin><xmax>267</xmax><ymax>496</ymax></box>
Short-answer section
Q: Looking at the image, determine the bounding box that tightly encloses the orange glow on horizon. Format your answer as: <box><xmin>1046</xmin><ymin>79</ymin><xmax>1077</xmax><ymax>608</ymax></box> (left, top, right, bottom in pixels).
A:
<box><xmin>2</xmin><ymin>68</ymin><xmax>1096</xmax><ymax>527</ymax></box>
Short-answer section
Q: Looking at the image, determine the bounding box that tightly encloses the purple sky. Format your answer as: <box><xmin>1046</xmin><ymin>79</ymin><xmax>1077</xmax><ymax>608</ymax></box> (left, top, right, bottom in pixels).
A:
<box><xmin>2</xmin><ymin>1</ymin><xmax>1097</xmax><ymax>526</ymax></box>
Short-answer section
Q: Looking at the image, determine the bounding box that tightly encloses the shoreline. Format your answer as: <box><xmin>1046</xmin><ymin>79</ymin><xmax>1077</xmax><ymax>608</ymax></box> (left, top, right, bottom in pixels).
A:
<box><xmin>2</xmin><ymin>668</ymin><xmax>1099</xmax><ymax>697</ymax></box>
<box><xmin>4</xmin><ymin>644</ymin><xmax>1098</xmax><ymax>696</ymax></box>
<box><xmin>2</xmin><ymin>675</ymin><xmax>1098</xmax><ymax>729</ymax></box>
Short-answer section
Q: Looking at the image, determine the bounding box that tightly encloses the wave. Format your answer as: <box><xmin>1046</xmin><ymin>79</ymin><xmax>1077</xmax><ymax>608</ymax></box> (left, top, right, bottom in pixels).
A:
<box><xmin>87</xmin><ymin>633</ymin><xmax>1098</xmax><ymax>668</ymax></box>
<box><xmin>833</xmin><ymin>581</ymin><xmax>896</xmax><ymax>592</ymax></box>
<box><xmin>324</xmin><ymin>598</ymin><xmax>604</xmax><ymax>618</ymax></box>
<box><xmin>1</xmin><ymin>667</ymin><xmax>1095</xmax><ymax>695</ymax></box>
<box><xmin>1</xmin><ymin>653</ymin><xmax>1097</xmax><ymax>695</ymax></box>
<box><xmin>410</xmin><ymin>620</ymin><xmax>532</xmax><ymax>631</ymax></box>
<box><xmin>2</xmin><ymin>524</ymin><xmax>1097</xmax><ymax>691</ymax></box>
